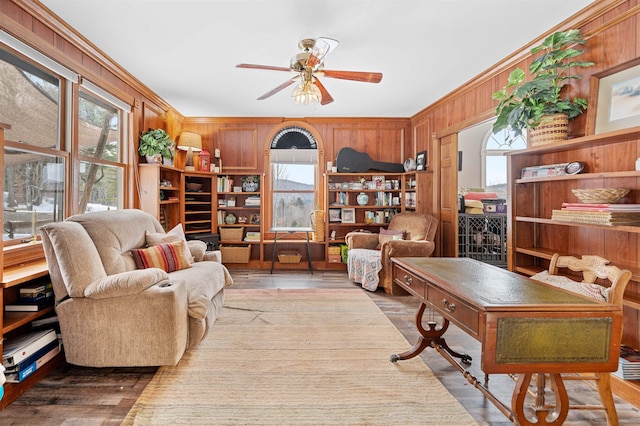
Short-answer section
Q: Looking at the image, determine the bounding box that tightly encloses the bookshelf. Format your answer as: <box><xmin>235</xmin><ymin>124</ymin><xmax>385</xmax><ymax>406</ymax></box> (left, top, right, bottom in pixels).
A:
<box><xmin>506</xmin><ymin>126</ymin><xmax>640</xmax><ymax>403</ymax></box>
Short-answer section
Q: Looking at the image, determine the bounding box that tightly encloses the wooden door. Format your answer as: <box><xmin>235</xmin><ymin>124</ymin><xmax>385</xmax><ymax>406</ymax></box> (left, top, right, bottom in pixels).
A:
<box><xmin>438</xmin><ymin>133</ymin><xmax>458</xmax><ymax>257</ymax></box>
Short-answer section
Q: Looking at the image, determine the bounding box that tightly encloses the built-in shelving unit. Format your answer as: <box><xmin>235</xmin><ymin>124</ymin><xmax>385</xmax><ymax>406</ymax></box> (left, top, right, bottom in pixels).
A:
<box><xmin>138</xmin><ymin>164</ymin><xmax>182</xmax><ymax>231</ymax></box>
<box><xmin>506</xmin><ymin>125</ymin><xmax>640</xmax><ymax>401</ymax></box>
<box><xmin>183</xmin><ymin>172</ymin><xmax>214</xmax><ymax>236</ymax></box>
<box><xmin>324</xmin><ymin>172</ymin><xmax>417</xmax><ymax>268</ymax></box>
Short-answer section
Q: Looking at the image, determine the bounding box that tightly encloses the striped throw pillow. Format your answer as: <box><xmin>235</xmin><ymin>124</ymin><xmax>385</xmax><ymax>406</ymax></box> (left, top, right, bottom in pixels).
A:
<box><xmin>131</xmin><ymin>241</ymin><xmax>192</xmax><ymax>273</ymax></box>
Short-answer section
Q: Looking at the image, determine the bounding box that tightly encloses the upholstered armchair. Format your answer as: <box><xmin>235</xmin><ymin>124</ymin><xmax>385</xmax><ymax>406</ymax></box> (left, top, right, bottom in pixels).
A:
<box><xmin>346</xmin><ymin>212</ymin><xmax>437</xmax><ymax>294</ymax></box>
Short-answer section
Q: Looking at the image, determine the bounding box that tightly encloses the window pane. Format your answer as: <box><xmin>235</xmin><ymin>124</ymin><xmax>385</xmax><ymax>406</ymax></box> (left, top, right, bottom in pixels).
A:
<box><xmin>79</xmin><ymin>161</ymin><xmax>123</xmax><ymax>212</ymax></box>
<box><xmin>272</xmin><ymin>163</ymin><xmax>315</xmax><ymax>228</ymax></box>
<box><xmin>0</xmin><ymin>49</ymin><xmax>60</xmax><ymax>149</ymax></box>
<box><xmin>485</xmin><ymin>155</ymin><xmax>507</xmax><ymax>198</ymax></box>
<box><xmin>3</xmin><ymin>149</ymin><xmax>64</xmax><ymax>241</ymax></box>
<box><xmin>78</xmin><ymin>92</ymin><xmax>120</xmax><ymax>161</ymax></box>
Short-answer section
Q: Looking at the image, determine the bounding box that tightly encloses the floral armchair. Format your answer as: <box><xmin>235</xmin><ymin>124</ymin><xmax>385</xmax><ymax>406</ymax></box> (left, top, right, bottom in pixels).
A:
<box><xmin>345</xmin><ymin>212</ymin><xmax>437</xmax><ymax>294</ymax></box>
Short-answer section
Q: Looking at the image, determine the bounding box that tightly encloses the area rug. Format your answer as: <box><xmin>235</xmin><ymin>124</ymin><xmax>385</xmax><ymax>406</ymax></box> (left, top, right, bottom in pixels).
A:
<box><xmin>123</xmin><ymin>288</ymin><xmax>478</xmax><ymax>425</ymax></box>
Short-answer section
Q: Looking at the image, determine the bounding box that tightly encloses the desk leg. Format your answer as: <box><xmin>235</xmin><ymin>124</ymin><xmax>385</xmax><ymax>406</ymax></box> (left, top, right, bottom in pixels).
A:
<box><xmin>271</xmin><ymin>231</ymin><xmax>278</xmax><ymax>274</ymax></box>
<box><xmin>305</xmin><ymin>231</ymin><xmax>313</xmax><ymax>274</ymax></box>
<box><xmin>390</xmin><ymin>302</ymin><xmax>472</xmax><ymax>364</ymax></box>
<box><xmin>512</xmin><ymin>373</ymin><xmax>569</xmax><ymax>426</ymax></box>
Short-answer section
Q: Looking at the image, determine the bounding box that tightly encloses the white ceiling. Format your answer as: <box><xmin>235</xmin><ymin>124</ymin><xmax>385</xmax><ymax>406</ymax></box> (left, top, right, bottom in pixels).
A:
<box><xmin>41</xmin><ymin>0</ymin><xmax>593</xmax><ymax>118</ymax></box>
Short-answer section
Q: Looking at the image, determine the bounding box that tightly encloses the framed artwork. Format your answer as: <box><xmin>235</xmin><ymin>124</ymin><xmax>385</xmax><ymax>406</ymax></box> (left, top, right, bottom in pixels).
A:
<box><xmin>341</xmin><ymin>208</ymin><xmax>355</xmax><ymax>224</ymax></box>
<box><xmin>329</xmin><ymin>208</ymin><xmax>342</xmax><ymax>223</ymax></box>
<box><xmin>587</xmin><ymin>58</ymin><xmax>640</xmax><ymax>135</ymax></box>
<box><xmin>416</xmin><ymin>151</ymin><xmax>427</xmax><ymax>171</ymax></box>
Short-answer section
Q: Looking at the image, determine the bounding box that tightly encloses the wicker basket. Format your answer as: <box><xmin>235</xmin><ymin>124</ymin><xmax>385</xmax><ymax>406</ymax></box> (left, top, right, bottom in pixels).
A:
<box><xmin>220</xmin><ymin>227</ymin><xmax>244</xmax><ymax>241</ymax></box>
<box><xmin>528</xmin><ymin>113</ymin><xmax>569</xmax><ymax>146</ymax></box>
<box><xmin>571</xmin><ymin>188</ymin><xmax>630</xmax><ymax>204</ymax></box>
<box><xmin>278</xmin><ymin>250</ymin><xmax>302</xmax><ymax>263</ymax></box>
<box><xmin>220</xmin><ymin>245</ymin><xmax>251</xmax><ymax>263</ymax></box>
<box><xmin>328</xmin><ymin>246</ymin><xmax>341</xmax><ymax>255</ymax></box>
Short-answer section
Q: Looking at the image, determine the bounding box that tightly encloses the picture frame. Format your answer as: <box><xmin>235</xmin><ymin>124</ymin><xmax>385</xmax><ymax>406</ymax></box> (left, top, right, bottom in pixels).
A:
<box><xmin>587</xmin><ymin>57</ymin><xmax>640</xmax><ymax>135</ymax></box>
<box><xmin>416</xmin><ymin>151</ymin><xmax>427</xmax><ymax>171</ymax></box>
<box><xmin>341</xmin><ymin>208</ymin><xmax>355</xmax><ymax>224</ymax></box>
<box><xmin>329</xmin><ymin>208</ymin><xmax>342</xmax><ymax>223</ymax></box>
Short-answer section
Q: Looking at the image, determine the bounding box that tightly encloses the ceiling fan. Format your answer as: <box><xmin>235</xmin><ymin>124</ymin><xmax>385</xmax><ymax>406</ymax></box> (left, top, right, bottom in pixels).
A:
<box><xmin>236</xmin><ymin>37</ymin><xmax>383</xmax><ymax>105</ymax></box>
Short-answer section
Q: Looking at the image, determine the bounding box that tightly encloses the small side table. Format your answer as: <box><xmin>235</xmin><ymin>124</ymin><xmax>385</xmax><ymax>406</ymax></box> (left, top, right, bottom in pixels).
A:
<box><xmin>270</xmin><ymin>227</ymin><xmax>313</xmax><ymax>274</ymax></box>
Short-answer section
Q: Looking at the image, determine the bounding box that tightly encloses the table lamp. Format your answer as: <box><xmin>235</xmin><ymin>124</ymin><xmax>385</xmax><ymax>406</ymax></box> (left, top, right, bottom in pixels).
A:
<box><xmin>177</xmin><ymin>131</ymin><xmax>202</xmax><ymax>171</ymax></box>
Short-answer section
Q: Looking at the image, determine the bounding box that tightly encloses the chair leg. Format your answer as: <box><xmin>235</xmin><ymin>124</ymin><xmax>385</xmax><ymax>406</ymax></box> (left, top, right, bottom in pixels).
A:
<box><xmin>596</xmin><ymin>373</ymin><xmax>619</xmax><ymax>426</ymax></box>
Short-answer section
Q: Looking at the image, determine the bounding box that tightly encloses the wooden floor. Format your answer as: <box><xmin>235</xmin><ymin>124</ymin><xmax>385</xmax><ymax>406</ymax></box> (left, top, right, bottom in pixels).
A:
<box><xmin>0</xmin><ymin>269</ymin><xmax>639</xmax><ymax>425</ymax></box>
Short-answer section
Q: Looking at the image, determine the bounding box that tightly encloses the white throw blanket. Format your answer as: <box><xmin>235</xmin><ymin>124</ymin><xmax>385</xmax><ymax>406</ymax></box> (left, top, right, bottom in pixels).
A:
<box><xmin>347</xmin><ymin>248</ymin><xmax>382</xmax><ymax>291</ymax></box>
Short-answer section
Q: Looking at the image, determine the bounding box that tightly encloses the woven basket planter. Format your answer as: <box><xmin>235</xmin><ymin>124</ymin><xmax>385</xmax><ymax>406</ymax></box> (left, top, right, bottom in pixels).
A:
<box><xmin>528</xmin><ymin>113</ymin><xmax>569</xmax><ymax>147</ymax></box>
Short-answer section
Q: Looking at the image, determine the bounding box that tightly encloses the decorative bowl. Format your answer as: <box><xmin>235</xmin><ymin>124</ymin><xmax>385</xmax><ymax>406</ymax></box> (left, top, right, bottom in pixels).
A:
<box><xmin>571</xmin><ymin>188</ymin><xmax>629</xmax><ymax>204</ymax></box>
<box><xmin>186</xmin><ymin>182</ymin><xmax>203</xmax><ymax>191</ymax></box>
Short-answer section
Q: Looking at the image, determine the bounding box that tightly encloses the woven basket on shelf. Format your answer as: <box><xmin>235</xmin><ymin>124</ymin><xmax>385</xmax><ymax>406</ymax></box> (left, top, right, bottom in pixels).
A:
<box><xmin>220</xmin><ymin>245</ymin><xmax>251</xmax><ymax>263</ymax></box>
<box><xmin>528</xmin><ymin>113</ymin><xmax>569</xmax><ymax>146</ymax></box>
<box><xmin>220</xmin><ymin>227</ymin><xmax>244</xmax><ymax>241</ymax></box>
<box><xmin>571</xmin><ymin>188</ymin><xmax>630</xmax><ymax>204</ymax></box>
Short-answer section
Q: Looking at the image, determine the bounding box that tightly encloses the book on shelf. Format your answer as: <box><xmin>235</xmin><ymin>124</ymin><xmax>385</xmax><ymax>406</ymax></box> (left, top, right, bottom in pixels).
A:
<box><xmin>561</xmin><ymin>203</ymin><xmax>640</xmax><ymax>212</ymax></box>
<box><xmin>5</xmin><ymin>296</ymin><xmax>54</xmax><ymax>312</ymax></box>
<box><xmin>2</xmin><ymin>328</ymin><xmax>58</xmax><ymax>367</ymax></box>
<box><xmin>244</xmin><ymin>231</ymin><xmax>261</xmax><ymax>241</ymax></box>
<box><xmin>19</xmin><ymin>281</ymin><xmax>52</xmax><ymax>297</ymax></box>
<box><xmin>5</xmin><ymin>342</ymin><xmax>61</xmax><ymax>383</ymax></box>
<box><xmin>551</xmin><ymin>209</ymin><xmax>640</xmax><ymax>226</ymax></box>
<box><xmin>19</xmin><ymin>290</ymin><xmax>54</xmax><ymax>304</ymax></box>
<box><xmin>613</xmin><ymin>345</ymin><xmax>640</xmax><ymax>380</ymax></box>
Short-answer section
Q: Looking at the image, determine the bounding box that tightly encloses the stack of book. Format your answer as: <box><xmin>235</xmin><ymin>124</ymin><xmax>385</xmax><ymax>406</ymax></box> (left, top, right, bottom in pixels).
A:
<box><xmin>244</xmin><ymin>231</ymin><xmax>260</xmax><ymax>242</ymax></box>
<box><xmin>551</xmin><ymin>203</ymin><xmax>640</xmax><ymax>226</ymax></box>
<box><xmin>5</xmin><ymin>282</ymin><xmax>54</xmax><ymax>312</ymax></box>
<box><xmin>244</xmin><ymin>196</ymin><xmax>261</xmax><ymax>207</ymax></box>
<box><xmin>2</xmin><ymin>328</ymin><xmax>60</xmax><ymax>383</ymax></box>
<box><xmin>613</xmin><ymin>345</ymin><xmax>640</xmax><ymax>380</ymax></box>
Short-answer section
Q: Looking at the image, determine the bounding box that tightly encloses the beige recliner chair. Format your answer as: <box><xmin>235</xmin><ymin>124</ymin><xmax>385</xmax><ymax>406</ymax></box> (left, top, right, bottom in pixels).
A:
<box><xmin>40</xmin><ymin>209</ymin><xmax>232</xmax><ymax>367</ymax></box>
<box><xmin>346</xmin><ymin>212</ymin><xmax>437</xmax><ymax>294</ymax></box>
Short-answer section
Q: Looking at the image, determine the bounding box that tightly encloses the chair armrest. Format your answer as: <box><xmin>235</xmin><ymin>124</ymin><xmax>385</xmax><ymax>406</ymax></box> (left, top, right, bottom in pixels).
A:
<box><xmin>203</xmin><ymin>250</ymin><xmax>222</xmax><ymax>263</ymax></box>
<box><xmin>187</xmin><ymin>240</ymin><xmax>207</xmax><ymax>262</ymax></box>
<box><xmin>381</xmin><ymin>240</ymin><xmax>435</xmax><ymax>263</ymax></box>
<box><xmin>346</xmin><ymin>232</ymin><xmax>379</xmax><ymax>250</ymax></box>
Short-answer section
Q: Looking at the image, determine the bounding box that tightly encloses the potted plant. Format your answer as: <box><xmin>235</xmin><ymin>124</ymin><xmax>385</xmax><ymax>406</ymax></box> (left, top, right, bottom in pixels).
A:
<box><xmin>138</xmin><ymin>128</ymin><xmax>175</xmax><ymax>164</ymax></box>
<box><xmin>241</xmin><ymin>175</ymin><xmax>260</xmax><ymax>192</ymax></box>
<box><xmin>491</xmin><ymin>29</ymin><xmax>594</xmax><ymax>146</ymax></box>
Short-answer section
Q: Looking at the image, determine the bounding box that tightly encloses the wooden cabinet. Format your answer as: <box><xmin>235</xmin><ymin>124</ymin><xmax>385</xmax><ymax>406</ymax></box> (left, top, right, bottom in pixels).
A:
<box><xmin>215</xmin><ymin>174</ymin><xmax>262</xmax><ymax>266</ymax></box>
<box><xmin>138</xmin><ymin>164</ymin><xmax>182</xmax><ymax>231</ymax></box>
<box><xmin>506</xmin><ymin>126</ymin><xmax>640</xmax><ymax>401</ymax></box>
<box><xmin>183</xmin><ymin>172</ymin><xmax>214</xmax><ymax>236</ymax></box>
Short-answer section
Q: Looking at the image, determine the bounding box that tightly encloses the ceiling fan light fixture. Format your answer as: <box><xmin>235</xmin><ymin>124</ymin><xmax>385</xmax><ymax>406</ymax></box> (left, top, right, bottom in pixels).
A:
<box><xmin>292</xmin><ymin>80</ymin><xmax>322</xmax><ymax>105</ymax></box>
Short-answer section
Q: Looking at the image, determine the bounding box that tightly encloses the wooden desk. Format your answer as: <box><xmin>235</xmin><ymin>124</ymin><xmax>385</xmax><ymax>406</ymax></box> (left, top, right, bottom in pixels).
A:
<box><xmin>391</xmin><ymin>257</ymin><xmax>622</xmax><ymax>426</ymax></box>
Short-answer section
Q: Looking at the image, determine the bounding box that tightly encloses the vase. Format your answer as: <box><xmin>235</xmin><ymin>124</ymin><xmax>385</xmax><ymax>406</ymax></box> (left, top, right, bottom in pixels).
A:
<box><xmin>242</xmin><ymin>181</ymin><xmax>259</xmax><ymax>192</ymax></box>
<box><xmin>225</xmin><ymin>213</ymin><xmax>237</xmax><ymax>224</ymax></box>
<box><xmin>146</xmin><ymin>154</ymin><xmax>162</xmax><ymax>164</ymax></box>
<box><xmin>528</xmin><ymin>113</ymin><xmax>568</xmax><ymax>147</ymax></box>
<box><xmin>356</xmin><ymin>192</ymin><xmax>369</xmax><ymax>206</ymax></box>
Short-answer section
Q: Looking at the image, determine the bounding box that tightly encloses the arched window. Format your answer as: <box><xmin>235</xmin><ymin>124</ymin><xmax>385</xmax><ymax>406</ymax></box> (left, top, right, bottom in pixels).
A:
<box><xmin>481</xmin><ymin>127</ymin><xmax>526</xmax><ymax>199</ymax></box>
<box><xmin>269</xmin><ymin>125</ymin><xmax>319</xmax><ymax>228</ymax></box>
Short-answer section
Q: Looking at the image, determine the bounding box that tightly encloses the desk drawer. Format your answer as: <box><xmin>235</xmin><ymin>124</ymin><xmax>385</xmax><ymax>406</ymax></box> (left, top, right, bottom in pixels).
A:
<box><xmin>427</xmin><ymin>286</ymin><xmax>479</xmax><ymax>337</ymax></box>
<box><xmin>394</xmin><ymin>267</ymin><xmax>426</xmax><ymax>298</ymax></box>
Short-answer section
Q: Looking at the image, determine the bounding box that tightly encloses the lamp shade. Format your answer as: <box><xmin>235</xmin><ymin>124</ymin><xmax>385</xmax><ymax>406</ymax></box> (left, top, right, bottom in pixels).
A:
<box><xmin>177</xmin><ymin>131</ymin><xmax>203</xmax><ymax>152</ymax></box>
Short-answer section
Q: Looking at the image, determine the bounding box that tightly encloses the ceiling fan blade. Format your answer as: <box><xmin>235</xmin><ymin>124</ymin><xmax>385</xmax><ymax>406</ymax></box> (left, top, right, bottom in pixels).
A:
<box><xmin>236</xmin><ymin>63</ymin><xmax>292</xmax><ymax>72</ymax></box>
<box><xmin>257</xmin><ymin>76</ymin><xmax>299</xmax><ymax>100</ymax></box>
<box><xmin>306</xmin><ymin>37</ymin><xmax>339</xmax><ymax>69</ymax></box>
<box><xmin>313</xmin><ymin>78</ymin><xmax>334</xmax><ymax>105</ymax></box>
<box><xmin>322</xmin><ymin>69</ymin><xmax>383</xmax><ymax>83</ymax></box>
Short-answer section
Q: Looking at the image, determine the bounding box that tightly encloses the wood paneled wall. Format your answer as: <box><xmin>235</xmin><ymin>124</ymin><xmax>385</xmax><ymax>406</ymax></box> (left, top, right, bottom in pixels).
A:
<box><xmin>182</xmin><ymin>117</ymin><xmax>412</xmax><ymax>175</ymax></box>
<box><xmin>410</xmin><ymin>0</ymin><xmax>640</xmax><ymax>348</ymax></box>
